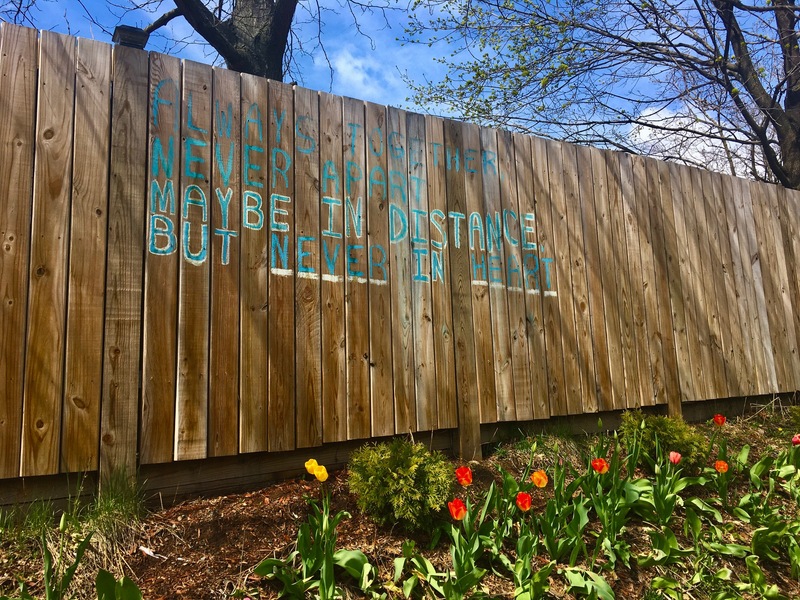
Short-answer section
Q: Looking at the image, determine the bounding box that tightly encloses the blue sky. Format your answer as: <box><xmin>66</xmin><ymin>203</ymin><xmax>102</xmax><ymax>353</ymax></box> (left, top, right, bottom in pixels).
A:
<box><xmin>27</xmin><ymin>0</ymin><xmax>444</xmax><ymax>111</ymax></box>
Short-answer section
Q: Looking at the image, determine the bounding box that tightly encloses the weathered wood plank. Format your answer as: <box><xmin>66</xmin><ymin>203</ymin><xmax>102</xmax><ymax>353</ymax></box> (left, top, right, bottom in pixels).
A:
<box><xmin>21</xmin><ymin>30</ymin><xmax>76</xmax><ymax>476</ymax></box>
<box><xmin>691</xmin><ymin>167</ymin><xmax>728</xmax><ymax>398</ymax></box>
<box><xmin>294</xmin><ymin>86</ymin><xmax>322</xmax><ymax>448</ymax></box>
<box><xmin>462</xmin><ymin>122</ymin><xmax>497</xmax><ymax>424</ymax></box>
<box><xmin>643</xmin><ymin>157</ymin><xmax>680</xmax><ymax>412</ymax></box>
<box><xmin>319</xmin><ymin>92</ymin><xmax>347</xmax><ymax>443</ymax></box>
<box><xmin>563</xmin><ymin>143</ymin><xmax>595</xmax><ymax>414</ymax></box>
<box><xmin>780</xmin><ymin>187</ymin><xmax>800</xmax><ymax>388</ymax></box>
<box><xmin>238</xmin><ymin>74</ymin><xmax>269</xmax><ymax>453</ymax></box>
<box><xmin>388</xmin><ymin>106</ymin><xmax>416</xmax><ymax>434</ymax></box>
<box><xmin>174</xmin><ymin>60</ymin><xmax>212</xmax><ymax>461</ymax></box>
<box><xmin>497</xmin><ymin>129</ymin><xmax>532</xmax><ymax>420</ymax></box>
<box><xmin>342</xmin><ymin>97</ymin><xmax>371</xmax><ymax>440</ymax></box>
<box><xmin>365</xmin><ymin>101</ymin><xmax>394</xmax><ymax>437</ymax></box>
<box><xmin>576</xmin><ymin>145</ymin><xmax>610</xmax><ymax>413</ymax></box>
<box><xmin>267</xmin><ymin>80</ymin><xmax>296</xmax><ymax>451</ymax></box>
<box><xmin>701</xmin><ymin>170</ymin><xmax>735</xmax><ymax>398</ymax></box>
<box><xmin>619</xmin><ymin>153</ymin><xmax>651</xmax><ymax>407</ymax></box>
<box><xmin>62</xmin><ymin>37</ymin><xmax>111</xmax><ymax>472</ymax></box>
<box><xmin>425</xmin><ymin>115</ymin><xmax>457</xmax><ymax>429</ymax></box>
<box><xmin>532</xmin><ymin>137</ymin><xmax>565</xmax><ymax>416</ymax></box>
<box><xmin>606</xmin><ymin>152</ymin><xmax>639</xmax><ymax>408</ymax></box>
<box><xmin>141</xmin><ymin>53</ymin><xmax>180</xmax><ymax>465</ymax></box>
<box><xmin>515</xmin><ymin>133</ymin><xmax>548</xmax><ymax>419</ymax></box>
<box><xmin>407</xmin><ymin>112</ymin><xmax>437</xmax><ymax>431</ymax></box>
<box><xmin>590</xmin><ymin>148</ymin><xmax>626</xmax><ymax>409</ymax></box>
<box><xmin>100</xmin><ymin>44</ymin><xmax>149</xmax><ymax>479</ymax></box>
<box><xmin>208</xmin><ymin>67</ymin><xmax>241</xmax><ymax>456</ymax></box>
<box><xmin>0</xmin><ymin>23</ymin><xmax>37</xmax><ymax>479</ymax></box>
<box><xmin>480</xmin><ymin>127</ymin><xmax>515</xmax><ymax>421</ymax></box>
<box><xmin>546</xmin><ymin>140</ymin><xmax>582</xmax><ymax>415</ymax></box>
<box><xmin>735</xmin><ymin>178</ymin><xmax>775</xmax><ymax>393</ymax></box>
<box><xmin>444</xmin><ymin>118</ymin><xmax>481</xmax><ymax>459</ymax></box>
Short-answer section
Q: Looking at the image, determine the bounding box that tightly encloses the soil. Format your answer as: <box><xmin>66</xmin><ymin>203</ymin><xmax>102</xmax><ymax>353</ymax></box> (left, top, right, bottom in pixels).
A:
<box><xmin>4</xmin><ymin>404</ymin><xmax>800</xmax><ymax>599</ymax></box>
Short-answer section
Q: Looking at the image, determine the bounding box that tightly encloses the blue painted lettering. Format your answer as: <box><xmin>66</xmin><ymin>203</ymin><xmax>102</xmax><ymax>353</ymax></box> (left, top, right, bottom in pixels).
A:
<box><xmin>270</xmin><ymin>193</ymin><xmax>291</xmax><ymax>232</ymax></box>
<box><xmin>411</xmin><ymin>209</ymin><xmax>427</xmax><ymax>245</ymax></box>
<box><xmin>506</xmin><ymin>254</ymin><xmax>522</xmax><ymax>288</ymax></box>
<box><xmin>215</xmin><ymin>101</ymin><xmax>234</xmax><ymax>137</ymax></box>
<box><xmin>187</xmin><ymin>93</ymin><xmax>208</xmax><ymax>134</ymax></box>
<box><xmin>215</xmin><ymin>187</ymin><xmax>233</xmax><ymax>229</ymax></box>
<box><xmin>345</xmin><ymin>196</ymin><xmax>363</xmax><ymax>238</ymax></box>
<box><xmin>149</xmin><ymin>214</ymin><xmax>176</xmax><ymax>255</ymax></box>
<box><xmin>432</xmin><ymin>250</ymin><xmax>444</xmax><ymax>282</ymax></box>
<box><xmin>297</xmin><ymin>236</ymin><xmax>315</xmax><ymax>273</ymax></box>
<box><xmin>471</xmin><ymin>253</ymin><xmax>486</xmax><ymax>281</ymax></box>
<box><xmin>242</xmin><ymin>191</ymin><xmax>264</xmax><ymax>230</ymax></box>
<box><xmin>412</xmin><ymin>247</ymin><xmax>429</xmax><ymax>282</ymax></box>
<box><xmin>345</xmin><ymin>161</ymin><xmax>363</xmax><ymax>196</ymax></box>
<box><xmin>244</xmin><ymin>103</ymin><xmax>263</xmax><ymax>141</ymax></box>
<box><xmin>389</xmin><ymin>131</ymin><xmax>404</xmax><ymax>160</ymax></box>
<box><xmin>464</xmin><ymin>148</ymin><xmax>477</xmax><ymax>173</ymax></box>
<box><xmin>151</xmin><ymin>137</ymin><xmax>174</xmax><ymax>178</ymax></box>
<box><xmin>449</xmin><ymin>212</ymin><xmax>465</xmax><ymax>248</ymax></box>
<box><xmin>215</xmin><ymin>141</ymin><xmax>234</xmax><ymax>187</ymax></box>
<box><xmin>389</xmin><ymin>170</ymin><xmax>406</xmax><ymax>203</ymax></box>
<box><xmin>488</xmin><ymin>254</ymin><xmax>502</xmax><ymax>283</ymax></box>
<box><xmin>322</xmin><ymin>197</ymin><xmax>342</xmax><ymax>239</ymax></box>
<box><xmin>244</xmin><ymin>144</ymin><xmax>264</xmax><ymax>188</ymax></box>
<box><xmin>430</xmin><ymin>209</ymin><xmax>447</xmax><ymax>249</ymax></box>
<box><xmin>368</xmin><ymin>166</ymin><xmax>386</xmax><ymax>200</ymax></box>
<box><xmin>347</xmin><ymin>244</ymin><xmax>364</xmax><ymax>277</ymax></box>
<box><xmin>183</xmin><ymin>185</ymin><xmax>208</xmax><ymax>221</ymax></box>
<box><xmin>183</xmin><ymin>221</ymin><xmax>208</xmax><ymax>265</ymax></box>
<box><xmin>184</xmin><ymin>138</ymin><xmax>207</xmax><ymax>179</ymax></box>
<box><xmin>271</xmin><ymin>148</ymin><xmax>291</xmax><ymax>189</ymax></box>
<box><xmin>272</xmin><ymin>109</ymin><xmax>286</xmax><ymax>144</ymax></box>
<box><xmin>468</xmin><ymin>212</ymin><xmax>485</xmax><ymax>251</ymax></box>
<box><xmin>389</xmin><ymin>203</ymin><xmax>408</xmax><ymax>243</ymax></box>
<box><xmin>369</xmin><ymin>126</ymin><xmax>383</xmax><ymax>157</ymax></box>
<box><xmin>322</xmin><ymin>239</ymin><xmax>340</xmax><ymax>274</ymax></box>
<box><xmin>369</xmin><ymin>244</ymin><xmax>387</xmax><ymax>281</ymax></box>
<box><xmin>150</xmin><ymin>179</ymin><xmax>175</xmax><ymax>215</ymax></box>
<box><xmin>446</xmin><ymin>146</ymin><xmax>459</xmax><ymax>171</ymax></box>
<box><xmin>522</xmin><ymin>213</ymin><xmax>537</xmax><ymax>250</ymax></box>
<box><xmin>295</xmin><ymin>115</ymin><xmax>316</xmax><ymax>154</ymax></box>
<box><xmin>321</xmin><ymin>161</ymin><xmax>340</xmax><ymax>195</ymax></box>
<box><xmin>214</xmin><ymin>229</ymin><xmax>237</xmax><ymax>265</ymax></box>
<box><xmin>151</xmin><ymin>79</ymin><xmax>178</xmax><ymax>129</ymax></box>
<box><xmin>271</xmin><ymin>232</ymin><xmax>290</xmax><ymax>270</ymax></box>
<box><xmin>482</xmin><ymin>150</ymin><xmax>497</xmax><ymax>175</ymax></box>
<box><xmin>485</xmin><ymin>211</ymin><xmax>501</xmax><ymax>252</ymax></box>
<box><xmin>503</xmin><ymin>209</ymin><xmax>518</xmax><ymax>246</ymax></box>
<box><xmin>347</xmin><ymin>122</ymin><xmax>362</xmax><ymax>157</ymax></box>
<box><xmin>523</xmin><ymin>252</ymin><xmax>540</xmax><ymax>291</ymax></box>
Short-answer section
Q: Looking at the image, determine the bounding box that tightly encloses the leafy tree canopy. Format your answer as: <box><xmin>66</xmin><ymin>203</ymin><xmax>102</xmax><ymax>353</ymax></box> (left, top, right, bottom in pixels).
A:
<box><xmin>404</xmin><ymin>0</ymin><xmax>800</xmax><ymax>188</ymax></box>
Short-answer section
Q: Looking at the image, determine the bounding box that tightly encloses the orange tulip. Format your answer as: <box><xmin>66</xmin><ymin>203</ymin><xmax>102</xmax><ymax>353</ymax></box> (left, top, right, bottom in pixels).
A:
<box><xmin>530</xmin><ymin>470</ymin><xmax>548</xmax><ymax>488</ymax></box>
<box><xmin>669</xmin><ymin>452</ymin><xmax>682</xmax><ymax>465</ymax></box>
<box><xmin>714</xmin><ymin>460</ymin><xmax>729</xmax><ymax>474</ymax></box>
<box><xmin>713</xmin><ymin>414</ymin><xmax>726</xmax><ymax>426</ymax></box>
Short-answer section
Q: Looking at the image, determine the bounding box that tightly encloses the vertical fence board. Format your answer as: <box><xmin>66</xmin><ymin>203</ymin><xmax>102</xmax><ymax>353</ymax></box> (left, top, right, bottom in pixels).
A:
<box><xmin>267</xmin><ymin>80</ymin><xmax>296</xmax><ymax>451</ymax></box>
<box><xmin>645</xmin><ymin>158</ymin><xmax>680</xmax><ymax>411</ymax></box>
<box><xmin>388</xmin><ymin>106</ymin><xmax>416</xmax><ymax>434</ymax></box>
<box><xmin>692</xmin><ymin>168</ymin><xmax>728</xmax><ymax>398</ymax></box>
<box><xmin>209</xmin><ymin>67</ymin><xmax>241</xmax><ymax>456</ymax></box>
<box><xmin>782</xmin><ymin>188</ymin><xmax>800</xmax><ymax>388</ymax></box>
<box><xmin>702</xmin><ymin>170</ymin><xmax>735</xmax><ymax>398</ymax></box>
<box><xmin>444</xmin><ymin>119</ymin><xmax>481</xmax><ymax>458</ymax></box>
<box><xmin>141</xmin><ymin>53</ymin><xmax>180</xmax><ymax>464</ymax></box>
<box><xmin>735</xmin><ymin>178</ymin><xmax>775</xmax><ymax>393</ymax></box>
<box><xmin>294</xmin><ymin>86</ymin><xmax>322</xmax><ymax>448</ymax></box>
<box><xmin>606</xmin><ymin>153</ymin><xmax>639</xmax><ymax>408</ymax></box>
<box><xmin>480</xmin><ymin>127</ymin><xmax>515</xmax><ymax>421</ymax></box>
<box><xmin>590</xmin><ymin>148</ymin><xmax>626</xmax><ymax>409</ymax></box>
<box><xmin>365</xmin><ymin>101</ymin><xmax>394</xmax><ymax>437</ymax></box>
<box><xmin>100</xmin><ymin>44</ymin><xmax>148</xmax><ymax>479</ymax></box>
<box><xmin>0</xmin><ymin>23</ymin><xmax>37</xmax><ymax>479</ymax></box>
<box><xmin>21</xmin><ymin>31</ymin><xmax>76</xmax><ymax>476</ymax></box>
<box><xmin>319</xmin><ymin>92</ymin><xmax>347</xmax><ymax>443</ymax></box>
<box><xmin>547</xmin><ymin>141</ymin><xmax>582</xmax><ymax>415</ymax></box>
<box><xmin>515</xmin><ymin>133</ymin><xmax>548</xmax><ymax>419</ymax></box>
<box><xmin>343</xmin><ymin>97</ymin><xmax>370</xmax><ymax>440</ymax></box>
<box><xmin>630</xmin><ymin>155</ymin><xmax>659</xmax><ymax>406</ymax></box>
<box><xmin>721</xmin><ymin>174</ymin><xmax>751</xmax><ymax>396</ymax></box>
<box><xmin>767</xmin><ymin>185</ymin><xmax>800</xmax><ymax>387</ymax></box>
<box><xmin>532</xmin><ymin>137</ymin><xmax>565</xmax><ymax>416</ymax></box>
<box><xmin>62</xmin><ymin>38</ymin><xmax>111</xmax><ymax>472</ymax></box>
<box><xmin>239</xmin><ymin>74</ymin><xmax>269</xmax><ymax>452</ymax></box>
<box><xmin>425</xmin><ymin>115</ymin><xmax>457</xmax><ymax>429</ymax></box>
<box><xmin>563</xmin><ymin>145</ymin><xmax>596</xmax><ymax>414</ymax></box>
<box><xmin>498</xmin><ymin>130</ymin><xmax>531</xmax><ymax>420</ymax></box>
<box><xmin>576</xmin><ymin>145</ymin><xmax>609</xmax><ymax>413</ymax></box>
<box><xmin>620</xmin><ymin>153</ymin><xmax>652</xmax><ymax>407</ymax></box>
<box><xmin>463</xmin><ymin>122</ymin><xmax>497</xmax><ymax>424</ymax></box>
<box><xmin>174</xmin><ymin>61</ymin><xmax>212</xmax><ymax>461</ymax></box>
<box><xmin>407</xmin><ymin>113</ymin><xmax>437</xmax><ymax>430</ymax></box>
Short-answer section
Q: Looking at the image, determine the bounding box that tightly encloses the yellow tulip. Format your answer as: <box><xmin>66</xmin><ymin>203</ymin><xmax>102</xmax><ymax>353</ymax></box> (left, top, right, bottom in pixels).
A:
<box><xmin>314</xmin><ymin>465</ymin><xmax>328</xmax><ymax>482</ymax></box>
<box><xmin>305</xmin><ymin>458</ymin><xmax>318</xmax><ymax>475</ymax></box>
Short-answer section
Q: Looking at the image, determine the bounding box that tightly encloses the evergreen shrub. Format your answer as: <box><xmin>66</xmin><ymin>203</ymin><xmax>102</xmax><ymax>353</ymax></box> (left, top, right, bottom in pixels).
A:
<box><xmin>347</xmin><ymin>438</ymin><xmax>452</xmax><ymax>531</ymax></box>
<box><xmin>620</xmin><ymin>410</ymin><xmax>708</xmax><ymax>473</ymax></box>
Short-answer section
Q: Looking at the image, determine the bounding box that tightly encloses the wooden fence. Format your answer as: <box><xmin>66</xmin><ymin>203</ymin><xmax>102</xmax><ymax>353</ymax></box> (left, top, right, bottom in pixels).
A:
<box><xmin>1</xmin><ymin>23</ymin><xmax>799</xmax><ymax>484</ymax></box>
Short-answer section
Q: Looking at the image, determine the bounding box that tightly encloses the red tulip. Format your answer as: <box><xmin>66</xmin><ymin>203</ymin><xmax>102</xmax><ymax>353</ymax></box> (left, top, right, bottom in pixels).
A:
<box><xmin>712</xmin><ymin>414</ymin><xmax>726</xmax><ymax>426</ymax></box>
<box><xmin>669</xmin><ymin>451</ymin><xmax>682</xmax><ymax>465</ymax></box>
<box><xmin>792</xmin><ymin>434</ymin><xmax>800</xmax><ymax>446</ymax></box>
<box><xmin>455</xmin><ymin>466</ymin><xmax>473</xmax><ymax>487</ymax></box>
<box><xmin>448</xmin><ymin>498</ymin><xmax>467</xmax><ymax>520</ymax></box>
<box><xmin>714</xmin><ymin>460</ymin><xmax>729</xmax><ymax>474</ymax></box>
<box><xmin>516</xmin><ymin>492</ymin><xmax>532</xmax><ymax>512</ymax></box>
<box><xmin>591</xmin><ymin>458</ymin><xmax>609</xmax><ymax>474</ymax></box>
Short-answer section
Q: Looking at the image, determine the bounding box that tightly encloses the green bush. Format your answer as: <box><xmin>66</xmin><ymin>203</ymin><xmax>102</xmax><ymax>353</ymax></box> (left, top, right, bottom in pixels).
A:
<box><xmin>619</xmin><ymin>410</ymin><xmax>708</xmax><ymax>473</ymax></box>
<box><xmin>347</xmin><ymin>438</ymin><xmax>452</xmax><ymax>531</ymax></box>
